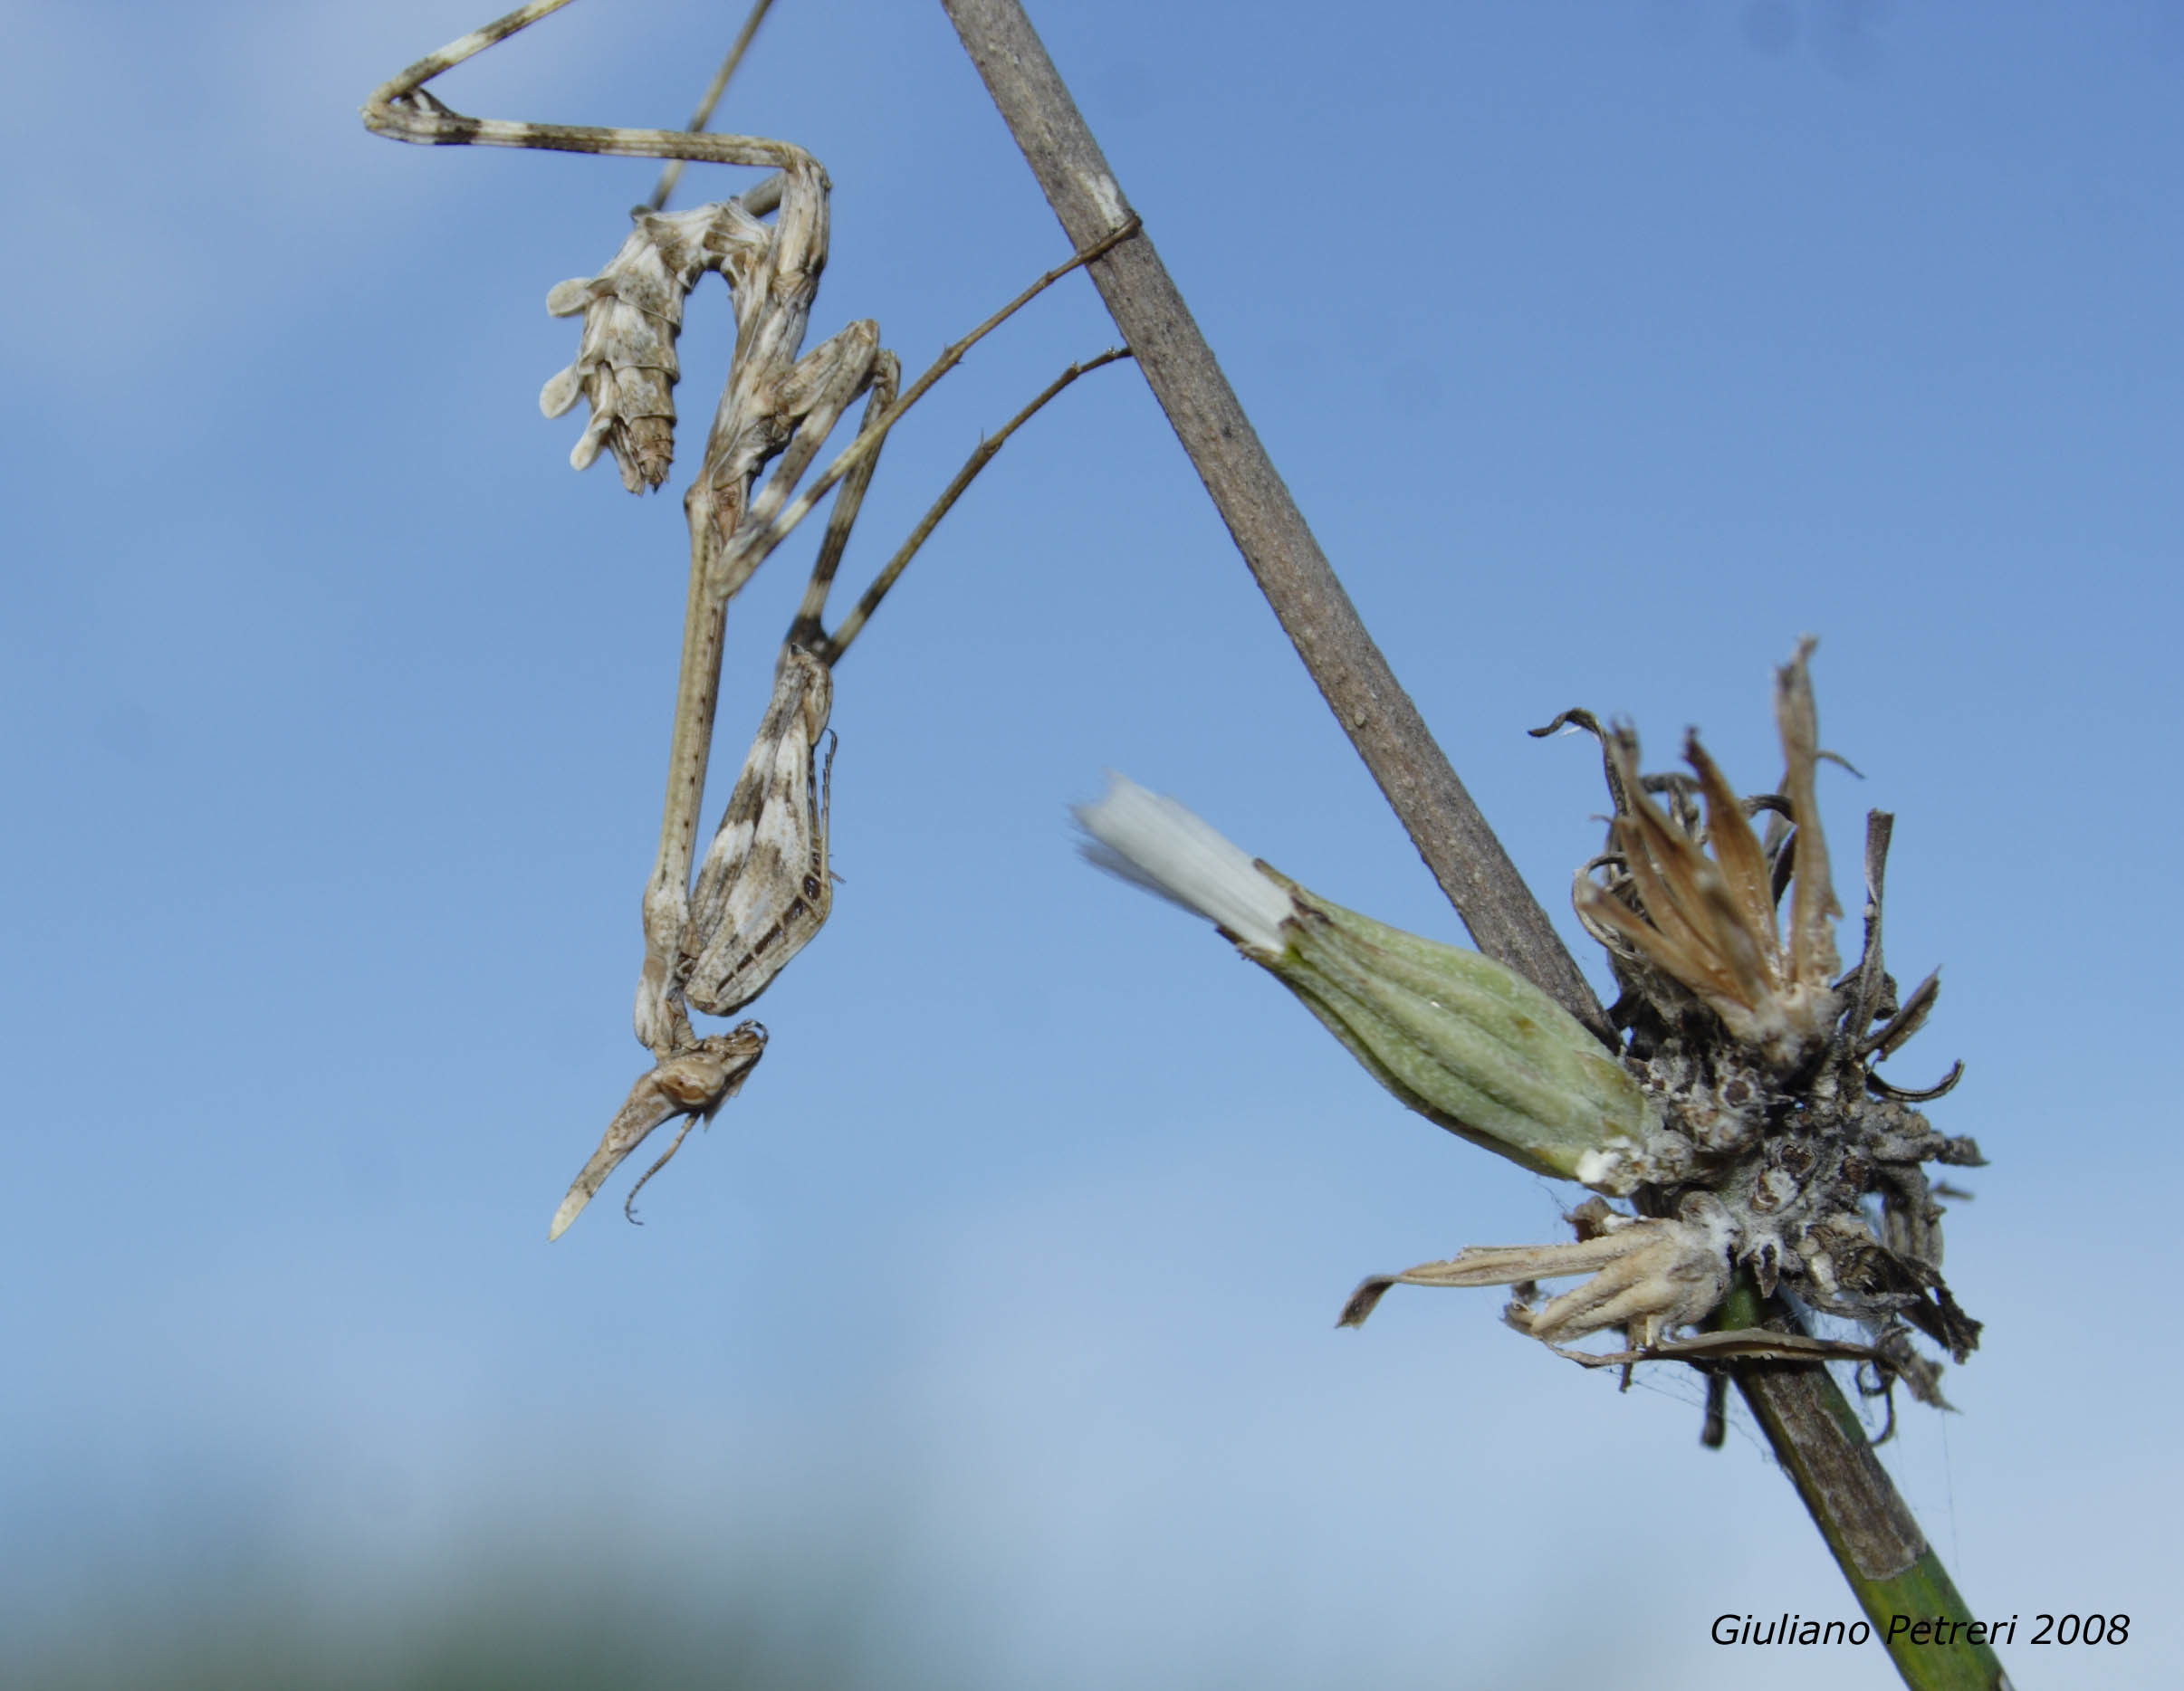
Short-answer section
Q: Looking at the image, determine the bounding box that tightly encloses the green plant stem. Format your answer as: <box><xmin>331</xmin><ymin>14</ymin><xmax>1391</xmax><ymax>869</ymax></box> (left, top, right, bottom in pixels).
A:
<box><xmin>1716</xmin><ymin>1282</ymin><xmax>2011</xmax><ymax>1691</ymax></box>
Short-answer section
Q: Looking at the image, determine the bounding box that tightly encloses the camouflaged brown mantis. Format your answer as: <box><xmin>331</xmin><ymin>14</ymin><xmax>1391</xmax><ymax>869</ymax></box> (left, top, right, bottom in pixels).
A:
<box><xmin>363</xmin><ymin>0</ymin><xmax>1133</xmax><ymax>1237</ymax></box>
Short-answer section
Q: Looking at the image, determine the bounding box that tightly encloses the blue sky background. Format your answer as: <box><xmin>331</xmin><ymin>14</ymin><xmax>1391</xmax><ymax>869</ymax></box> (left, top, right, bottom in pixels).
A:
<box><xmin>4</xmin><ymin>2</ymin><xmax>2180</xmax><ymax>1686</ymax></box>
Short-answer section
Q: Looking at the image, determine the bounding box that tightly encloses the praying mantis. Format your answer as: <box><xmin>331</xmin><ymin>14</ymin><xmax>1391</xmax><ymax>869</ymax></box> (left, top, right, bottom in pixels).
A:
<box><xmin>363</xmin><ymin>0</ymin><xmax>1135</xmax><ymax>1236</ymax></box>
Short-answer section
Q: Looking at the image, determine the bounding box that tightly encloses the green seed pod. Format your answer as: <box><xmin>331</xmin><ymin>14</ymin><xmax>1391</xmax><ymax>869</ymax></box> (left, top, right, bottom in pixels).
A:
<box><xmin>1078</xmin><ymin>776</ymin><xmax>1657</xmax><ymax>1185</ymax></box>
<box><xmin>1260</xmin><ymin>873</ymin><xmax>1657</xmax><ymax>1181</ymax></box>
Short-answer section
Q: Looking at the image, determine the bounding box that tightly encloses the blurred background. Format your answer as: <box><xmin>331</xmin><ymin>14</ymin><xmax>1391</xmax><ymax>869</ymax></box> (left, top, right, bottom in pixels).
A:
<box><xmin>5</xmin><ymin>1</ymin><xmax>2179</xmax><ymax>1685</ymax></box>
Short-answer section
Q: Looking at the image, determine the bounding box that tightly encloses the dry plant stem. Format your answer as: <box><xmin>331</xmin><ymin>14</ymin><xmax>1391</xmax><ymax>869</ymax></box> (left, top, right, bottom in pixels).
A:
<box><xmin>938</xmin><ymin>5</ymin><xmax>1992</xmax><ymax>1681</ymax></box>
<box><xmin>939</xmin><ymin>0</ymin><xmax>1605</xmax><ymax>1043</ymax></box>
<box><xmin>1717</xmin><ymin>1284</ymin><xmax>2011</xmax><ymax>1691</ymax></box>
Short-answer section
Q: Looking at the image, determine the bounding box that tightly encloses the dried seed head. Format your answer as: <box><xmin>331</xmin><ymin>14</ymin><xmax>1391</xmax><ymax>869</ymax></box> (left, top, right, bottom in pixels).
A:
<box><xmin>1076</xmin><ymin>775</ymin><xmax>1660</xmax><ymax>1184</ymax></box>
<box><xmin>1509</xmin><ymin>643</ymin><xmax>1980</xmax><ymax>1403</ymax></box>
<box><xmin>1084</xmin><ymin>646</ymin><xmax>1980</xmax><ymax>1405</ymax></box>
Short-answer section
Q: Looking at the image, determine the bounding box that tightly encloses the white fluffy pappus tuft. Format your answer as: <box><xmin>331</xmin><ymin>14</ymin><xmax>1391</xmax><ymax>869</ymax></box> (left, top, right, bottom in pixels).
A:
<box><xmin>1074</xmin><ymin>774</ymin><xmax>1292</xmax><ymax>954</ymax></box>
